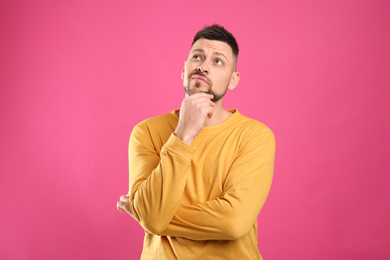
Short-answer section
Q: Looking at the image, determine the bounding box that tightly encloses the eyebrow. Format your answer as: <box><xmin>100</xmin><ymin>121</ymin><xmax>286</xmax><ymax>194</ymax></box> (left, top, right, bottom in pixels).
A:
<box><xmin>191</xmin><ymin>49</ymin><xmax>229</xmax><ymax>61</ymax></box>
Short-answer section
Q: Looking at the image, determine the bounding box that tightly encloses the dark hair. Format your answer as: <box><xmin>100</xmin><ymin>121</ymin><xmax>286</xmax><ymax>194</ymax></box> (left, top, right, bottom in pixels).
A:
<box><xmin>191</xmin><ymin>24</ymin><xmax>239</xmax><ymax>58</ymax></box>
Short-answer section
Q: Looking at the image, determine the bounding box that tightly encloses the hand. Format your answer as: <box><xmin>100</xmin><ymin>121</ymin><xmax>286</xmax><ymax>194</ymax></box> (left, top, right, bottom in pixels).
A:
<box><xmin>117</xmin><ymin>195</ymin><xmax>136</xmax><ymax>220</ymax></box>
<box><xmin>174</xmin><ymin>93</ymin><xmax>215</xmax><ymax>145</ymax></box>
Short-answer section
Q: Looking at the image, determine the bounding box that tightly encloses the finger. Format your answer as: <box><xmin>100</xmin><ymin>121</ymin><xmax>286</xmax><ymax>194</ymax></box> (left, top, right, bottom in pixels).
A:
<box><xmin>120</xmin><ymin>195</ymin><xmax>129</xmax><ymax>202</ymax></box>
<box><xmin>187</xmin><ymin>95</ymin><xmax>215</xmax><ymax>106</ymax></box>
<box><xmin>203</xmin><ymin>100</ymin><xmax>216</xmax><ymax>109</ymax></box>
<box><xmin>116</xmin><ymin>201</ymin><xmax>125</xmax><ymax>212</ymax></box>
<box><xmin>201</xmin><ymin>106</ymin><xmax>214</xmax><ymax>117</ymax></box>
<box><xmin>197</xmin><ymin>102</ymin><xmax>215</xmax><ymax>108</ymax></box>
<box><xmin>206</xmin><ymin>104</ymin><xmax>214</xmax><ymax>118</ymax></box>
<box><xmin>118</xmin><ymin>200</ymin><xmax>132</xmax><ymax>214</ymax></box>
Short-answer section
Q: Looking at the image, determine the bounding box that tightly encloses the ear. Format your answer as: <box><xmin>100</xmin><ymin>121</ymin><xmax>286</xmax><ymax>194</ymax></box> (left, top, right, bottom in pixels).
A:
<box><xmin>181</xmin><ymin>61</ymin><xmax>186</xmax><ymax>80</ymax></box>
<box><xmin>228</xmin><ymin>71</ymin><xmax>240</xmax><ymax>91</ymax></box>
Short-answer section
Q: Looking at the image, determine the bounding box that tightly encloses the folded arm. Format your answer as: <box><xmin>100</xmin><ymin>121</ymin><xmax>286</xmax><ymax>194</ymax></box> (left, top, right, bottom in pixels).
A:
<box><xmin>128</xmin><ymin>124</ymin><xmax>196</xmax><ymax>234</ymax></box>
<box><xmin>159</xmin><ymin>129</ymin><xmax>275</xmax><ymax>240</ymax></box>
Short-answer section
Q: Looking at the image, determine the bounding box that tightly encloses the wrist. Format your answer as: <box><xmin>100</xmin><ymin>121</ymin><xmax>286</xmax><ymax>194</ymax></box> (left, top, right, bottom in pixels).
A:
<box><xmin>173</xmin><ymin>130</ymin><xmax>194</xmax><ymax>146</ymax></box>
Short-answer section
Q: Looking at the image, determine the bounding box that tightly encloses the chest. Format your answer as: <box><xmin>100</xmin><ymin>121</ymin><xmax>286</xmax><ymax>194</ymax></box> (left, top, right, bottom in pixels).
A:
<box><xmin>181</xmin><ymin>132</ymin><xmax>243</xmax><ymax>205</ymax></box>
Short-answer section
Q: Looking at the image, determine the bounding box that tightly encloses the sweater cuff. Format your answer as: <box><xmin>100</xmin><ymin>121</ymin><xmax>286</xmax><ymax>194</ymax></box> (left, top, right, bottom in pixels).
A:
<box><xmin>162</xmin><ymin>133</ymin><xmax>196</xmax><ymax>160</ymax></box>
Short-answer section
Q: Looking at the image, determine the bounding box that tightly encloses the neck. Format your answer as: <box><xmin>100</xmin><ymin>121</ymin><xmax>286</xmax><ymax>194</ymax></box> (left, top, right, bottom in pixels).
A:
<box><xmin>203</xmin><ymin>101</ymin><xmax>232</xmax><ymax>127</ymax></box>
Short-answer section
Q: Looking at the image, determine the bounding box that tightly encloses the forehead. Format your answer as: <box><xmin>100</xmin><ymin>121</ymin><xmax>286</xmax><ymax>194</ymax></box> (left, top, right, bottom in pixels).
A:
<box><xmin>189</xmin><ymin>39</ymin><xmax>233</xmax><ymax>57</ymax></box>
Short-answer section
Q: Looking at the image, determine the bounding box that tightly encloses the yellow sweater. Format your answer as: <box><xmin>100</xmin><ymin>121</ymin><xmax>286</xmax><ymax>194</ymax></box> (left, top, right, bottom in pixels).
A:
<box><xmin>128</xmin><ymin>109</ymin><xmax>275</xmax><ymax>260</ymax></box>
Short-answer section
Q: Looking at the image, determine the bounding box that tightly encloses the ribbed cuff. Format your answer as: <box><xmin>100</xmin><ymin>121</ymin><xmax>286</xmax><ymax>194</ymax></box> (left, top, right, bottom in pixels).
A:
<box><xmin>161</xmin><ymin>133</ymin><xmax>196</xmax><ymax>160</ymax></box>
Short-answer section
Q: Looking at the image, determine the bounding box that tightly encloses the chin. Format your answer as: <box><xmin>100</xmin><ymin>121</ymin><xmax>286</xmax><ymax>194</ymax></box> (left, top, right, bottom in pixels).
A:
<box><xmin>192</xmin><ymin>89</ymin><xmax>209</xmax><ymax>94</ymax></box>
<box><xmin>184</xmin><ymin>86</ymin><xmax>206</xmax><ymax>95</ymax></box>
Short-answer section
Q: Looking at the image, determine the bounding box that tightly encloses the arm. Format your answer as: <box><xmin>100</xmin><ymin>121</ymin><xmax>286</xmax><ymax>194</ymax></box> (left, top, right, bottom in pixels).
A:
<box><xmin>128</xmin><ymin>124</ymin><xmax>196</xmax><ymax>234</ymax></box>
<box><xmin>159</xmin><ymin>129</ymin><xmax>275</xmax><ymax>240</ymax></box>
<box><xmin>124</xmin><ymin>93</ymin><xmax>214</xmax><ymax>233</ymax></box>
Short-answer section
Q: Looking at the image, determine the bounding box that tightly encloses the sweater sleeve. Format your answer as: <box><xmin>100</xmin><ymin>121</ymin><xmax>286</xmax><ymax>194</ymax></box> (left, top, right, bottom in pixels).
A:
<box><xmin>128</xmin><ymin>124</ymin><xmax>196</xmax><ymax>234</ymax></box>
<box><xmin>158</xmin><ymin>128</ymin><xmax>275</xmax><ymax>240</ymax></box>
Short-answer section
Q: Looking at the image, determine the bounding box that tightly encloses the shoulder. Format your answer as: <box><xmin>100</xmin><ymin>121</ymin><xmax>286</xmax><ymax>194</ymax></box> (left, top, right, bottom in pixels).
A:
<box><xmin>133</xmin><ymin>111</ymin><xmax>177</xmax><ymax>131</ymax></box>
<box><xmin>234</xmin><ymin>111</ymin><xmax>275</xmax><ymax>144</ymax></box>
<box><xmin>130</xmin><ymin>111</ymin><xmax>178</xmax><ymax>145</ymax></box>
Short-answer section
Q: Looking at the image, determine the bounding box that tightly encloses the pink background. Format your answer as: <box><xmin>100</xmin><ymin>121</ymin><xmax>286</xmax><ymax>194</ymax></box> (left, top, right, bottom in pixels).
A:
<box><xmin>1</xmin><ymin>0</ymin><xmax>389</xmax><ymax>259</ymax></box>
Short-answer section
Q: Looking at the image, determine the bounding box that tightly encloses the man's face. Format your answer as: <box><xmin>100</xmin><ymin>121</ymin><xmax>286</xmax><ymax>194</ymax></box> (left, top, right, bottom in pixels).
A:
<box><xmin>182</xmin><ymin>39</ymin><xmax>240</xmax><ymax>102</ymax></box>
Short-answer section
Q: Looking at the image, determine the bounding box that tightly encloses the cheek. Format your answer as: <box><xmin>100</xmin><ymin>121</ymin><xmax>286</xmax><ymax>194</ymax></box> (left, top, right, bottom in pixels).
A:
<box><xmin>183</xmin><ymin>65</ymin><xmax>192</xmax><ymax>77</ymax></box>
<box><xmin>218</xmin><ymin>74</ymin><xmax>232</xmax><ymax>86</ymax></box>
<box><xmin>182</xmin><ymin>68</ymin><xmax>189</xmax><ymax>80</ymax></box>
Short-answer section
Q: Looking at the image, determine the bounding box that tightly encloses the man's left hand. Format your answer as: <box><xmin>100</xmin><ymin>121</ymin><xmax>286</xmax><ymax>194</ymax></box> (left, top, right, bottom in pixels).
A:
<box><xmin>117</xmin><ymin>195</ymin><xmax>136</xmax><ymax>219</ymax></box>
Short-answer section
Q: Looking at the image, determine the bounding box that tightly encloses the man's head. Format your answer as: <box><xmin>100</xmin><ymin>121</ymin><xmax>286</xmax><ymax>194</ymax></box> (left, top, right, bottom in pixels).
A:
<box><xmin>191</xmin><ymin>24</ymin><xmax>239</xmax><ymax>69</ymax></box>
<box><xmin>182</xmin><ymin>24</ymin><xmax>240</xmax><ymax>102</ymax></box>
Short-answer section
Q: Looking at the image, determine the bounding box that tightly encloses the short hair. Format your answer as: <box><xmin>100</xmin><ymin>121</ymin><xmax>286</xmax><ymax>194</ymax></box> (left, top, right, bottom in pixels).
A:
<box><xmin>191</xmin><ymin>24</ymin><xmax>239</xmax><ymax>59</ymax></box>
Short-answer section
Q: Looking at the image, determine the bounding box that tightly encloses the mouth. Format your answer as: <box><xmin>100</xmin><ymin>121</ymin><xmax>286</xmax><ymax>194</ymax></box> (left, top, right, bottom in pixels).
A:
<box><xmin>191</xmin><ymin>74</ymin><xmax>209</xmax><ymax>84</ymax></box>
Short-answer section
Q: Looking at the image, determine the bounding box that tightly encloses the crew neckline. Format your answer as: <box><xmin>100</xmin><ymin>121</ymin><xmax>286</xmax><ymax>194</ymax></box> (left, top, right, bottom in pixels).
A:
<box><xmin>169</xmin><ymin>109</ymin><xmax>241</xmax><ymax>133</ymax></box>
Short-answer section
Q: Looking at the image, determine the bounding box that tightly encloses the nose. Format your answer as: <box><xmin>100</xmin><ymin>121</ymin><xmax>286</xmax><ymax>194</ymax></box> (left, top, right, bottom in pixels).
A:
<box><xmin>197</xmin><ymin>64</ymin><xmax>209</xmax><ymax>74</ymax></box>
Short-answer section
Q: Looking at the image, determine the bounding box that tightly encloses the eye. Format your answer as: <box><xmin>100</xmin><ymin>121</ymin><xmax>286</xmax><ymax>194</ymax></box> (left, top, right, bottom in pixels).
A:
<box><xmin>215</xmin><ymin>59</ymin><xmax>223</xmax><ymax>65</ymax></box>
<box><xmin>193</xmin><ymin>55</ymin><xmax>202</xmax><ymax>60</ymax></box>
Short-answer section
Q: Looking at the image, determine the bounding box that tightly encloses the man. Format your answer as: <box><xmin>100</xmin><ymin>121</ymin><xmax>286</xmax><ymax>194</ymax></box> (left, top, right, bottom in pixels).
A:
<box><xmin>117</xmin><ymin>24</ymin><xmax>275</xmax><ymax>259</ymax></box>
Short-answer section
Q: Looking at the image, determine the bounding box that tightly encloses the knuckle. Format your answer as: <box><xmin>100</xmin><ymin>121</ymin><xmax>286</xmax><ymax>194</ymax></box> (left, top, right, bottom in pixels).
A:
<box><xmin>200</xmin><ymin>107</ymin><xmax>209</xmax><ymax>114</ymax></box>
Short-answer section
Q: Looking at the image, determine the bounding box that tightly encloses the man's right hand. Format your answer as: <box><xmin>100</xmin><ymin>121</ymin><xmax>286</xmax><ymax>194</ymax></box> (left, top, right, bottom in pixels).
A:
<box><xmin>174</xmin><ymin>93</ymin><xmax>215</xmax><ymax>146</ymax></box>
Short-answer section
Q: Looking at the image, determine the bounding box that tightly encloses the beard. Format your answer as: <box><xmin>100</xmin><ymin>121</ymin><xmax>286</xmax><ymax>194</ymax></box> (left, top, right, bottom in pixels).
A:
<box><xmin>183</xmin><ymin>73</ymin><xmax>228</xmax><ymax>102</ymax></box>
